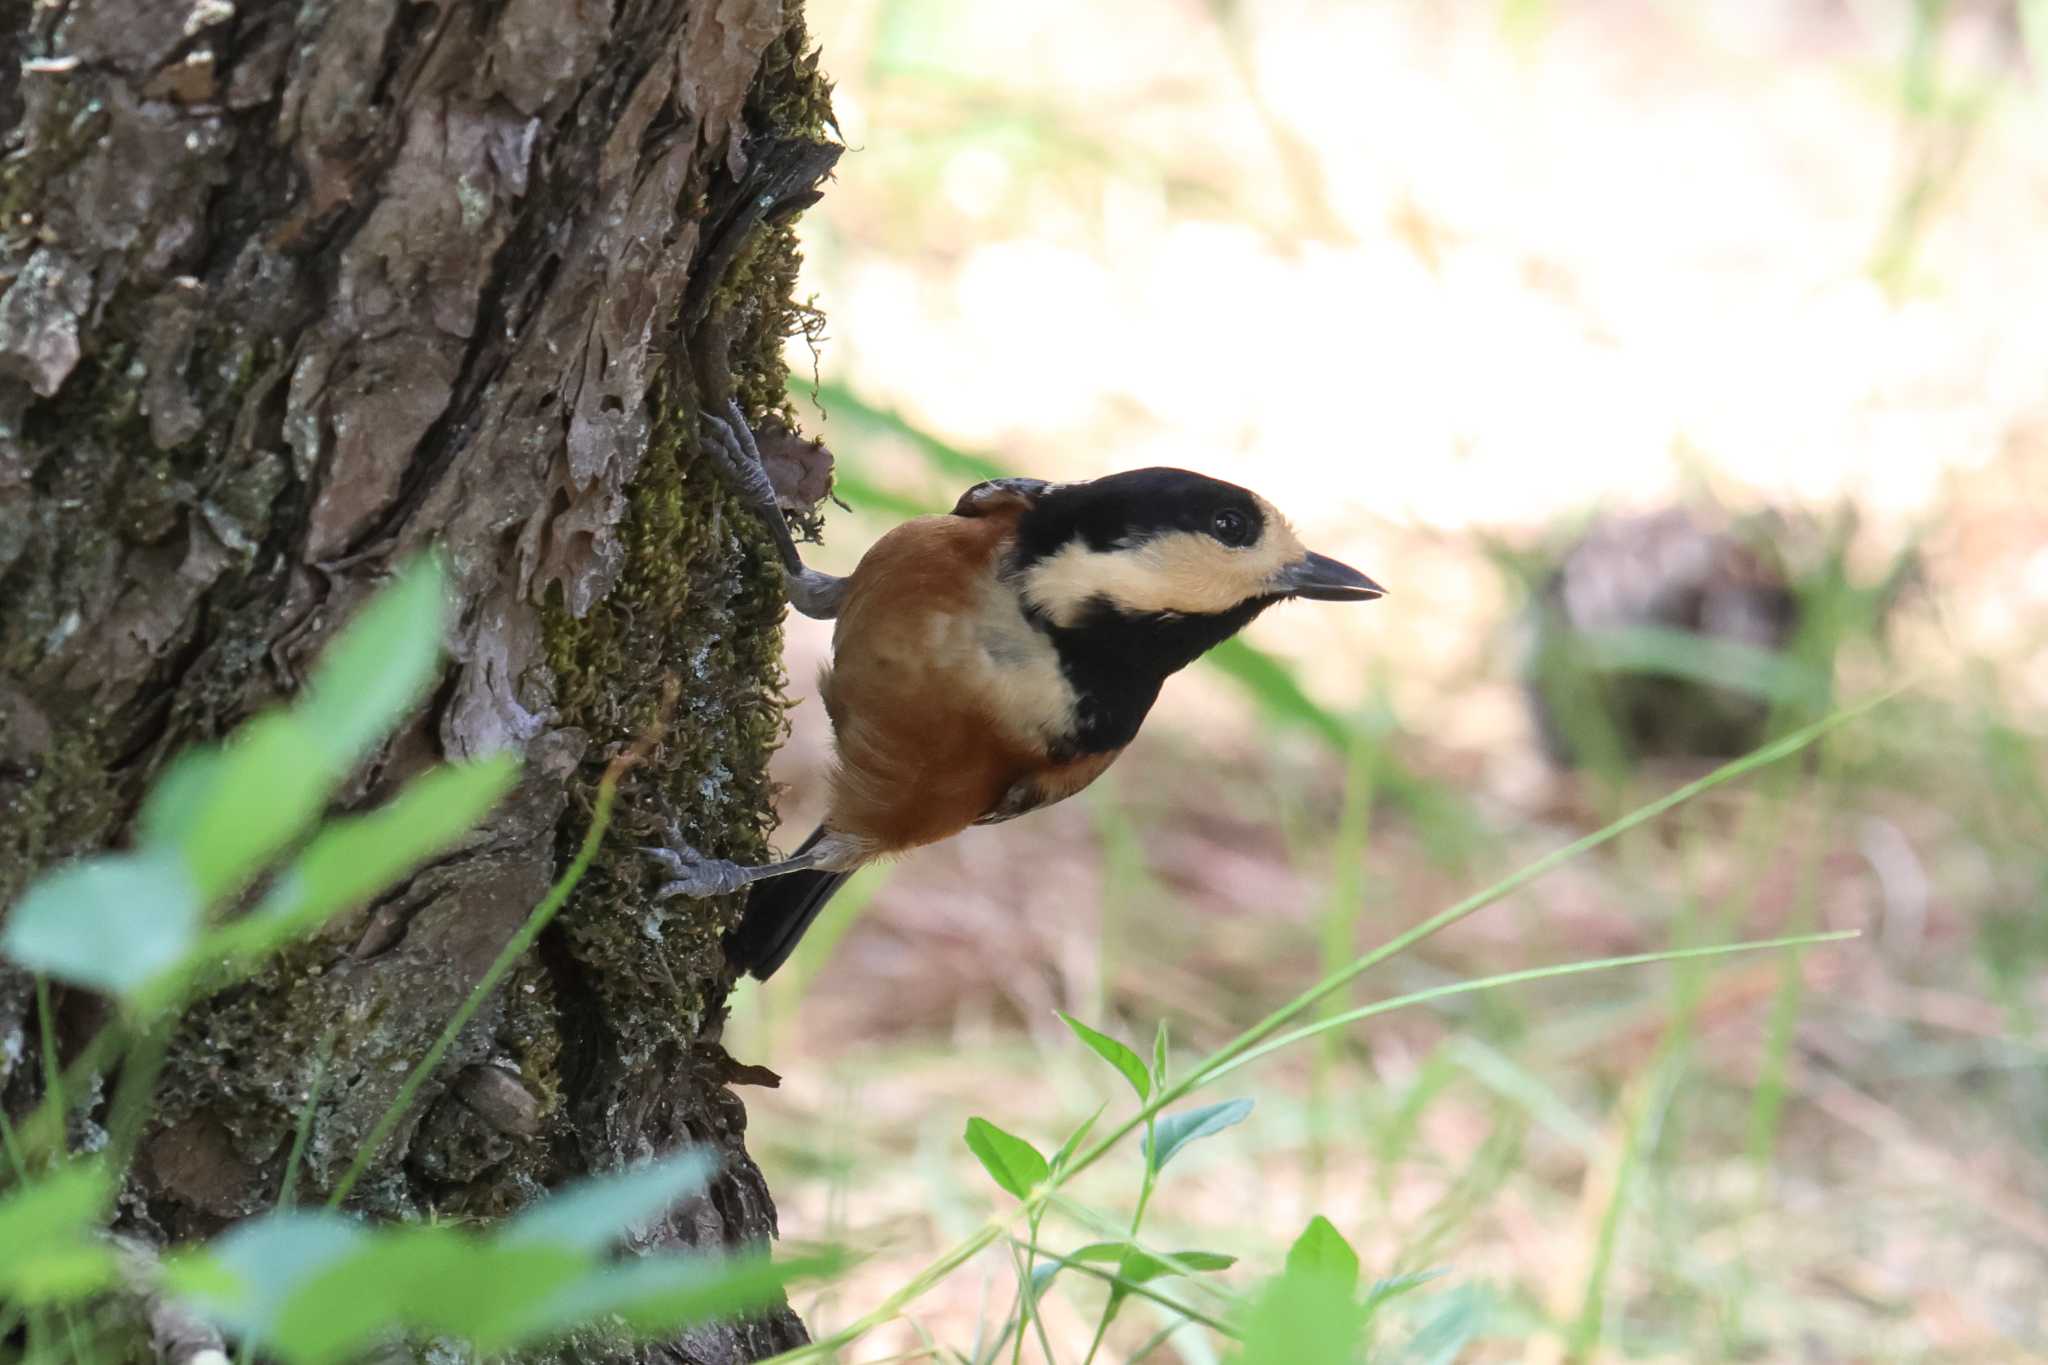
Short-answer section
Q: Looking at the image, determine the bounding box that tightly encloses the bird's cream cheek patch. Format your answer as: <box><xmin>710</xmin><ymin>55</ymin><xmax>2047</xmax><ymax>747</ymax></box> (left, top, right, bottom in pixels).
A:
<box><xmin>1021</xmin><ymin>501</ymin><xmax>1304</xmax><ymax>624</ymax></box>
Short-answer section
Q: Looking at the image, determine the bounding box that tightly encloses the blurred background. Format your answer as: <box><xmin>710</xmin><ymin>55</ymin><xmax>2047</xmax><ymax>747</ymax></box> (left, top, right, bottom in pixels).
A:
<box><xmin>732</xmin><ymin>1</ymin><xmax>2048</xmax><ymax>1359</ymax></box>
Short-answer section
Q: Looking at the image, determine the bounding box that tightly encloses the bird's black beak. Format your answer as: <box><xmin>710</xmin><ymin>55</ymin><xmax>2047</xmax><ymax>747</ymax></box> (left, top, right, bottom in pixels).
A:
<box><xmin>1273</xmin><ymin>551</ymin><xmax>1385</xmax><ymax>602</ymax></box>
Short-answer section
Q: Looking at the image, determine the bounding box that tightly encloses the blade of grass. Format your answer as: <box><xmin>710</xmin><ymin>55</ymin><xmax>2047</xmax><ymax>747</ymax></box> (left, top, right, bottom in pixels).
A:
<box><xmin>1004</xmin><ymin>1236</ymin><xmax>1060</xmax><ymax>1365</ymax></box>
<box><xmin>277</xmin><ymin>1030</ymin><xmax>334</xmax><ymax>1211</ymax></box>
<box><xmin>1085</xmin><ymin>774</ymin><xmax>1155</xmax><ymax>1024</ymax></box>
<box><xmin>236</xmin><ymin>1031</ymin><xmax>336</xmax><ymax>1365</ymax></box>
<box><xmin>1203</xmin><ymin>935</ymin><xmax>1855</xmax><ymax>1085</ymax></box>
<box><xmin>1565</xmin><ymin>835</ymin><xmax>1713</xmax><ymax>1359</ymax></box>
<box><xmin>1567</xmin><ymin>1024</ymin><xmax>1668</xmax><ymax>1357</ymax></box>
<box><xmin>1442</xmin><ymin>1037</ymin><xmax>1603</xmax><ymax>1157</ymax></box>
<box><xmin>1747</xmin><ymin>744</ymin><xmax>1845</xmax><ymax>1177</ymax></box>
<box><xmin>1189</xmin><ymin>699</ymin><xmax>1887</xmax><ymax>1093</ymax></box>
<box><xmin>35</xmin><ymin>978</ymin><xmax>62</xmax><ymax>1151</ymax></box>
<box><xmin>102</xmin><ymin>1019</ymin><xmax>172</xmax><ymax>1179</ymax></box>
<box><xmin>26</xmin><ymin>969</ymin><xmax>102</xmax><ymax>1365</ymax></box>
<box><xmin>1126</xmin><ymin>1317</ymin><xmax>1193</xmax><ymax>1363</ymax></box>
<box><xmin>1309</xmin><ymin>730</ymin><xmax>1375</xmax><ymax>1198</ymax></box>
<box><xmin>5</xmin><ymin>1025</ymin><xmax>127</xmax><ymax>1168</ymax></box>
<box><xmin>1205</xmin><ymin>638</ymin><xmax>1348</xmax><ymax>751</ymax></box>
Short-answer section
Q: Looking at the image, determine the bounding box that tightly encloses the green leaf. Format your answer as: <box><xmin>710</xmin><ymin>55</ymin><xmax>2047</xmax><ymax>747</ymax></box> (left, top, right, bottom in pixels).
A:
<box><xmin>525</xmin><ymin>1247</ymin><xmax>848</xmax><ymax>1339</ymax></box>
<box><xmin>1065</xmin><ymin>1242</ymin><xmax>1128</xmax><ymax>1264</ymax></box>
<box><xmin>1050</xmin><ymin>1103</ymin><xmax>1104</xmax><ymax>1174</ymax></box>
<box><xmin>1102</xmin><ymin>1244</ymin><xmax>1239</xmax><ymax>1327</ymax></box>
<box><xmin>1032</xmin><ymin>1242</ymin><xmax>1234</xmax><ymax>1305</ymax></box>
<box><xmin>166</xmin><ymin>1203</ymin><xmax>839</xmax><ymax>1362</ymax></box>
<box><xmin>0</xmin><ymin>1162</ymin><xmax>118</xmax><ymax>1304</ymax></box>
<box><xmin>295</xmin><ymin>556</ymin><xmax>448</xmax><ymax>772</ymax></box>
<box><xmin>1284</xmin><ymin>1216</ymin><xmax>1359</xmax><ymax>1292</ymax></box>
<box><xmin>7</xmin><ymin>1245</ymin><xmax>121</xmax><ymax>1302</ymax></box>
<box><xmin>141</xmin><ymin>559</ymin><xmax>449</xmax><ymax>908</ymax></box>
<box><xmin>1059</xmin><ymin>1012</ymin><xmax>1149</xmax><ymax>1101</ymax></box>
<box><xmin>130</xmin><ymin>560</ymin><xmax>454</xmax><ymax>925</ymax></box>
<box><xmin>1</xmin><ymin>849</ymin><xmax>204</xmax><ymax>1000</ymax></box>
<box><xmin>212</xmin><ymin>756</ymin><xmax>519</xmax><ymax>965</ymax></box>
<box><xmin>1233</xmin><ymin>1266</ymin><xmax>1366</xmax><ymax>1365</ymax></box>
<box><xmin>502</xmin><ymin>1148</ymin><xmax>719</xmax><ymax>1254</ymax></box>
<box><xmin>962</xmin><ymin>1117</ymin><xmax>1049</xmax><ymax>1200</ymax></box>
<box><xmin>1145</xmin><ymin>1098</ymin><xmax>1253</xmax><ymax>1174</ymax></box>
<box><xmin>1152</xmin><ymin>1018</ymin><xmax>1170</xmax><ymax>1087</ymax></box>
<box><xmin>146</xmin><ymin>716</ymin><xmax>332</xmax><ymax>904</ymax></box>
<box><xmin>127</xmin><ymin>756</ymin><xmax>513</xmax><ymax>1017</ymax></box>
<box><xmin>134</xmin><ymin>747</ymin><xmax>226</xmax><ymax>848</ymax></box>
<box><xmin>1058</xmin><ymin>1241</ymin><xmax>1237</xmax><ymax>1278</ymax></box>
<box><xmin>170</xmin><ymin>1216</ymin><xmax>589</xmax><ymax>1365</ymax></box>
<box><xmin>1114</xmin><ymin>1246</ymin><xmax>1237</xmax><ymax>1285</ymax></box>
<box><xmin>272</xmin><ymin>1230</ymin><xmax>585</xmax><ymax>1362</ymax></box>
<box><xmin>165</xmin><ymin>1210</ymin><xmax>370</xmax><ymax>1339</ymax></box>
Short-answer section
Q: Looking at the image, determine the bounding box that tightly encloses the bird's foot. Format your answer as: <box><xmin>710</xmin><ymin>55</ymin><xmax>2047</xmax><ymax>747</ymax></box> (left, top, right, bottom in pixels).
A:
<box><xmin>641</xmin><ymin>825</ymin><xmax>752</xmax><ymax>900</ymax></box>
<box><xmin>698</xmin><ymin>400</ymin><xmax>782</xmax><ymax>522</ymax></box>
<box><xmin>698</xmin><ymin>400</ymin><xmax>847</xmax><ymax>617</ymax></box>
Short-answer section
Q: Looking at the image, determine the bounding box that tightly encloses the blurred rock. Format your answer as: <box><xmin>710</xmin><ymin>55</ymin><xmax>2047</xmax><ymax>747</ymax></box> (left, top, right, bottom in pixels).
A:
<box><xmin>1524</xmin><ymin>507</ymin><xmax>1803</xmax><ymax>766</ymax></box>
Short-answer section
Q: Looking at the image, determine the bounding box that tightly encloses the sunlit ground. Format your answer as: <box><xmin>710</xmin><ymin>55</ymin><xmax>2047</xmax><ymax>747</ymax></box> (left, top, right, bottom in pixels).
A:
<box><xmin>730</xmin><ymin>2</ymin><xmax>2048</xmax><ymax>1359</ymax></box>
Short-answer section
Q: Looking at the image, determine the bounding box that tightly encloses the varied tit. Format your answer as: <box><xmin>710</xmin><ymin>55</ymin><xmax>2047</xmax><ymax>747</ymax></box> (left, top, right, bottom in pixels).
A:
<box><xmin>646</xmin><ymin>403</ymin><xmax>1385</xmax><ymax>980</ymax></box>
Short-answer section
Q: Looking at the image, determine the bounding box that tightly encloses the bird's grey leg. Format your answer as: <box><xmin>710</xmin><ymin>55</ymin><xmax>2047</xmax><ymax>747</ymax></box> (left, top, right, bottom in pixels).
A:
<box><xmin>641</xmin><ymin>822</ymin><xmax>829</xmax><ymax>901</ymax></box>
<box><xmin>699</xmin><ymin>402</ymin><xmax>848</xmax><ymax>620</ymax></box>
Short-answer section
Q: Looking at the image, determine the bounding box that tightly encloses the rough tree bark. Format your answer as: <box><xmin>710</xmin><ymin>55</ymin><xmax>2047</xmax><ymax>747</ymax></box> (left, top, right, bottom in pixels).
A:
<box><xmin>0</xmin><ymin>2</ymin><xmax>839</xmax><ymax>1360</ymax></box>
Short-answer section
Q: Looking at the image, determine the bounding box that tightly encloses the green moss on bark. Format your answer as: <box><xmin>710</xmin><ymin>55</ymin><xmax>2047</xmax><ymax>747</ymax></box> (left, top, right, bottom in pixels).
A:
<box><xmin>0</xmin><ymin>726</ymin><xmax>120</xmax><ymax>916</ymax></box>
<box><xmin>540</xmin><ymin>394</ymin><xmax>790</xmax><ymax>1039</ymax></box>
<box><xmin>536</xmin><ymin>9</ymin><xmax>835</xmax><ymax>1041</ymax></box>
<box><xmin>503</xmin><ymin>960</ymin><xmax>564</xmax><ymax>1117</ymax></box>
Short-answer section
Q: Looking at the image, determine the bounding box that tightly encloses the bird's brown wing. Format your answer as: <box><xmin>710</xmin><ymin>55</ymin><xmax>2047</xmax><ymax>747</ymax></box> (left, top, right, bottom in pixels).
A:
<box><xmin>974</xmin><ymin>748</ymin><xmax>1123</xmax><ymax>826</ymax></box>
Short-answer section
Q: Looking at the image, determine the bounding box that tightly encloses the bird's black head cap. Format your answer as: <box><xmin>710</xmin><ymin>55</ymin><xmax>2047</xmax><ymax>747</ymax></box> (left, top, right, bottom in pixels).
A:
<box><xmin>1011</xmin><ymin>467</ymin><xmax>1268</xmax><ymax>569</ymax></box>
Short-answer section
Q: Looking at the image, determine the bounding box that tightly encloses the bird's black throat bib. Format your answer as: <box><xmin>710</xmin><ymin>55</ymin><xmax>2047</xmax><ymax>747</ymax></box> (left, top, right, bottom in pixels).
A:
<box><xmin>1035</xmin><ymin>594</ymin><xmax>1282</xmax><ymax>755</ymax></box>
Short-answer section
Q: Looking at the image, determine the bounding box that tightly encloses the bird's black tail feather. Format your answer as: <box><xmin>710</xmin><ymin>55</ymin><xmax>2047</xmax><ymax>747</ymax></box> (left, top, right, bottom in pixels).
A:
<box><xmin>723</xmin><ymin>826</ymin><xmax>852</xmax><ymax>981</ymax></box>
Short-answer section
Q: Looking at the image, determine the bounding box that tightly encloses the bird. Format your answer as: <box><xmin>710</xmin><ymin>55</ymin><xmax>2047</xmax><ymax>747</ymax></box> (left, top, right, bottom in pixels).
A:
<box><xmin>645</xmin><ymin>402</ymin><xmax>1385</xmax><ymax>980</ymax></box>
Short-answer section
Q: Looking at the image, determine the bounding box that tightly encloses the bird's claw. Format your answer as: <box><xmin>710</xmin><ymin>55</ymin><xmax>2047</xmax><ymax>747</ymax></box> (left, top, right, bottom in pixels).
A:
<box><xmin>698</xmin><ymin>401</ymin><xmax>780</xmax><ymax>512</ymax></box>
<box><xmin>640</xmin><ymin>839</ymin><xmax>747</xmax><ymax>901</ymax></box>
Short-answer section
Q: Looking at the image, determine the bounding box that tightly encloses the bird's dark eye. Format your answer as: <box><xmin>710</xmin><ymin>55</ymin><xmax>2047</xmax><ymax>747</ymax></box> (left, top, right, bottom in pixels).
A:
<box><xmin>1211</xmin><ymin>507</ymin><xmax>1254</xmax><ymax>547</ymax></box>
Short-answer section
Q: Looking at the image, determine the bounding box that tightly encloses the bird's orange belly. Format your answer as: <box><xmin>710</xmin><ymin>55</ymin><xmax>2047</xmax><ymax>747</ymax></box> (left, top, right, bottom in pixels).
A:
<box><xmin>816</xmin><ymin>509</ymin><xmax>1085</xmax><ymax>854</ymax></box>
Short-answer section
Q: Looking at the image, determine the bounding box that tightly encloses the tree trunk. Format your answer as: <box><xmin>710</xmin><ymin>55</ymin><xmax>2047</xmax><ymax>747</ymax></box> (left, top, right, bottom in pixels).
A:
<box><xmin>0</xmin><ymin>2</ymin><xmax>837</xmax><ymax>1359</ymax></box>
